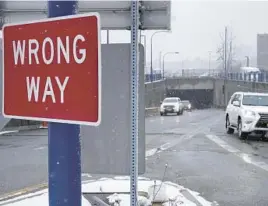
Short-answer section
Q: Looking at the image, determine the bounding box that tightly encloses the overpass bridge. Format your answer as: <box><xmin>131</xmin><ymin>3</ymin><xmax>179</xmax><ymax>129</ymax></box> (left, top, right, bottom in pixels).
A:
<box><xmin>145</xmin><ymin>76</ymin><xmax>268</xmax><ymax>109</ymax></box>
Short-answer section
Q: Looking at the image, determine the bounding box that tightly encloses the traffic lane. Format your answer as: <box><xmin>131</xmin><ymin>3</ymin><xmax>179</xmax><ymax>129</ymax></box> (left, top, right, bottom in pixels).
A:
<box><xmin>0</xmin><ymin>109</ymin><xmax>223</xmax><ymax>196</ymax></box>
<box><xmin>0</xmin><ymin>129</ymin><xmax>48</xmax><ymax>195</ymax></box>
<box><xmin>211</xmin><ymin>115</ymin><xmax>268</xmax><ymax>171</ymax></box>
<box><xmin>144</xmin><ymin>132</ymin><xmax>268</xmax><ymax>206</ymax></box>
<box><xmin>145</xmin><ymin>109</ymin><xmax>223</xmax><ymax>151</ymax></box>
<box><xmin>79</xmin><ymin>110</ymin><xmax>224</xmax><ymax>181</ymax></box>
<box><xmin>146</xmin><ymin>109</ymin><xmax>223</xmax><ymax>135</ymax></box>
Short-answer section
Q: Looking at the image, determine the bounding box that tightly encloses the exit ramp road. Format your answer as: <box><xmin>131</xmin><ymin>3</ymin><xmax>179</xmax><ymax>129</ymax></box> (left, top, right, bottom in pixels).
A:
<box><xmin>2</xmin><ymin>109</ymin><xmax>268</xmax><ymax>205</ymax></box>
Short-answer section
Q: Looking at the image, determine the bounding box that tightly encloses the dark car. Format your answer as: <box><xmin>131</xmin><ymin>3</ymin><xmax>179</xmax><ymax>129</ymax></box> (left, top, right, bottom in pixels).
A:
<box><xmin>181</xmin><ymin>100</ymin><xmax>192</xmax><ymax>111</ymax></box>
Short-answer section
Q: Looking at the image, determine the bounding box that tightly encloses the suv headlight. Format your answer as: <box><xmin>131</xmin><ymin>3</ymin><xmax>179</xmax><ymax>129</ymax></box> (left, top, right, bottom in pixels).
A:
<box><xmin>244</xmin><ymin>110</ymin><xmax>256</xmax><ymax>117</ymax></box>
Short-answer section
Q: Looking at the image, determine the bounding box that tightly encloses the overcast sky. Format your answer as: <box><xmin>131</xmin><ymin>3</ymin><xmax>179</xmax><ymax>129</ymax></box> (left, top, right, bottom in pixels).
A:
<box><xmin>1</xmin><ymin>0</ymin><xmax>268</xmax><ymax>69</ymax></box>
<box><xmin>104</xmin><ymin>0</ymin><xmax>268</xmax><ymax>66</ymax></box>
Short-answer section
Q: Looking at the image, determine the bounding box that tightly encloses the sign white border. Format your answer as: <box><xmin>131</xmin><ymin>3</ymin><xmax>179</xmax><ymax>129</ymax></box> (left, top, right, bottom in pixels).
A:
<box><xmin>2</xmin><ymin>13</ymin><xmax>102</xmax><ymax>126</ymax></box>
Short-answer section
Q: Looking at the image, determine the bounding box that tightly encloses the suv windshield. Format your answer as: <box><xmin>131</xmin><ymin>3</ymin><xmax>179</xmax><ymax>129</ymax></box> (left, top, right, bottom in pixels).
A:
<box><xmin>163</xmin><ymin>98</ymin><xmax>178</xmax><ymax>103</ymax></box>
<box><xmin>242</xmin><ymin>95</ymin><xmax>268</xmax><ymax>106</ymax></box>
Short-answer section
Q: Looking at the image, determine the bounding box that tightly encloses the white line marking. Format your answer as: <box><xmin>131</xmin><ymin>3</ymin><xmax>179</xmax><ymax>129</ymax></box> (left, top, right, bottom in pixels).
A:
<box><xmin>145</xmin><ymin>148</ymin><xmax>158</xmax><ymax>157</ymax></box>
<box><xmin>159</xmin><ymin>142</ymin><xmax>171</xmax><ymax>151</ymax></box>
<box><xmin>34</xmin><ymin>146</ymin><xmax>47</xmax><ymax>150</ymax></box>
<box><xmin>146</xmin><ymin>134</ymin><xmax>194</xmax><ymax>158</ymax></box>
<box><xmin>206</xmin><ymin>134</ymin><xmax>268</xmax><ymax>172</ymax></box>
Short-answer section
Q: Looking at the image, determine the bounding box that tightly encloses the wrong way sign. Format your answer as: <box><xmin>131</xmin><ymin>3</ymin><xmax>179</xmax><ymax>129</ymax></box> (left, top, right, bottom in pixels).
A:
<box><xmin>2</xmin><ymin>13</ymin><xmax>101</xmax><ymax>126</ymax></box>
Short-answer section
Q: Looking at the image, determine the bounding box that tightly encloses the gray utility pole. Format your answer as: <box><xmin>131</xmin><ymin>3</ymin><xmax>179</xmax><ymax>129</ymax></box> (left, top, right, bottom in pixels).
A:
<box><xmin>208</xmin><ymin>51</ymin><xmax>212</xmax><ymax>71</ymax></box>
<box><xmin>229</xmin><ymin>39</ymin><xmax>232</xmax><ymax>71</ymax></box>
<box><xmin>224</xmin><ymin>26</ymin><xmax>228</xmax><ymax>107</ymax></box>
<box><xmin>245</xmin><ymin>56</ymin><xmax>249</xmax><ymax>67</ymax></box>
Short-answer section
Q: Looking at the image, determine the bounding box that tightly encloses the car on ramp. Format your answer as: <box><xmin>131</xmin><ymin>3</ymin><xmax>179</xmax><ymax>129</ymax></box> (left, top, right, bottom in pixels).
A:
<box><xmin>181</xmin><ymin>100</ymin><xmax>192</xmax><ymax>111</ymax></box>
<box><xmin>160</xmin><ymin>97</ymin><xmax>184</xmax><ymax>116</ymax></box>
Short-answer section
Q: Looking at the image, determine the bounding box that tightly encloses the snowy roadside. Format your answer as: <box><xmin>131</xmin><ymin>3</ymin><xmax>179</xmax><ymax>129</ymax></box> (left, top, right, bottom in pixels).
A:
<box><xmin>0</xmin><ymin>176</ymin><xmax>218</xmax><ymax>206</ymax></box>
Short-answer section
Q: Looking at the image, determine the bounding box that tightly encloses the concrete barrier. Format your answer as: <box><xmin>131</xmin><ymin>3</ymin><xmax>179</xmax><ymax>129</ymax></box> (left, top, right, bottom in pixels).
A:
<box><xmin>145</xmin><ymin>107</ymin><xmax>159</xmax><ymax>117</ymax></box>
<box><xmin>1</xmin><ymin>108</ymin><xmax>159</xmax><ymax>132</ymax></box>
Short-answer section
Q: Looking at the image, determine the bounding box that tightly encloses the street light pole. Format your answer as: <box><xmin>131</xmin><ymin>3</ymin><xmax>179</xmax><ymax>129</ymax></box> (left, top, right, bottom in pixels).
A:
<box><xmin>107</xmin><ymin>30</ymin><xmax>110</xmax><ymax>44</ymax></box>
<box><xmin>159</xmin><ymin>51</ymin><xmax>163</xmax><ymax>69</ymax></box>
<box><xmin>245</xmin><ymin>56</ymin><xmax>249</xmax><ymax>67</ymax></box>
<box><xmin>163</xmin><ymin>52</ymin><xmax>179</xmax><ymax>79</ymax></box>
<box><xmin>223</xmin><ymin>26</ymin><xmax>228</xmax><ymax>107</ymax></box>
<box><xmin>150</xmin><ymin>31</ymin><xmax>170</xmax><ymax>82</ymax></box>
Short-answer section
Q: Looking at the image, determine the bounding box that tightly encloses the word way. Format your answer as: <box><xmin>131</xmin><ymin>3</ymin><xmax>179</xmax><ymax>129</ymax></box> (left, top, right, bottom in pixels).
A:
<box><xmin>26</xmin><ymin>76</ymin><xmax>69</xmax><ymax>103</ymax></box>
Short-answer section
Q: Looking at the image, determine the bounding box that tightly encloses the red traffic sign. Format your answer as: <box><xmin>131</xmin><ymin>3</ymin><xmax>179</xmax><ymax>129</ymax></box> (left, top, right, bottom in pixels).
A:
<box><xmin>2</xmin><ymin>13</ymin><xmax>101</xmax><ymax>126</ymax></box>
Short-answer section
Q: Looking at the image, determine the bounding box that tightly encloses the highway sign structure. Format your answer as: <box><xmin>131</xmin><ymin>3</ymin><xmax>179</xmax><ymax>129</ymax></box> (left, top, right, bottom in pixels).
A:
<box><xmin>2</xmin><ymin>13</ymin><xmax>101</xmax><ymax>126</ymax></box>
<box><xmin>0</xmin><ymin>0</ymin><xmax>171</xmax><ymax>30</ymax></box>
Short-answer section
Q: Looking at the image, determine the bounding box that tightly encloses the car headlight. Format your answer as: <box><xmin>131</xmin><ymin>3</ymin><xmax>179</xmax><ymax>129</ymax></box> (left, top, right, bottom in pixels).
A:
<box><xmin>188</xmin><ymin>104</ymin><xmax>191</xmax><ymax>109</ymax></box>
<box><xmin>244</xmin><ymin>110</ymin><xmax>256</xmax><ymax>117</ymax></box>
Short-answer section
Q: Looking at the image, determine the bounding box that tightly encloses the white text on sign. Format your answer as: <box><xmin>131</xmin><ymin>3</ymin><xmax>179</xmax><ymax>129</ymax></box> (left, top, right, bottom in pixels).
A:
<box><xmin>12</xmin><ymin>34</ymin><xmax>87</xmax><ymax>104</ymax></box>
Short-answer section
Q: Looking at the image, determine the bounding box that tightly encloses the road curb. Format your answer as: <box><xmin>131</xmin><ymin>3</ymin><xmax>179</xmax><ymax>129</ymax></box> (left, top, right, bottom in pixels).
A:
<box><xmin>0</xmin><ymin>183</ymin><xmax>48</xmax><ymax>203</ymax></box>
<box><xmin>2</xmin><ymin>125</ymin><xmax>45</xmax><ymax>133</ymax></box>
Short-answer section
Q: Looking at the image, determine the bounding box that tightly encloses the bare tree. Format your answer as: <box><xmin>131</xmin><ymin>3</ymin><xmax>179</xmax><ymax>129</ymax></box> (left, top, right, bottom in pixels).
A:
<box><xmin>216</xmin><ymin>26</ymin><xmax>238</xmax><ymax>71</ymax></box>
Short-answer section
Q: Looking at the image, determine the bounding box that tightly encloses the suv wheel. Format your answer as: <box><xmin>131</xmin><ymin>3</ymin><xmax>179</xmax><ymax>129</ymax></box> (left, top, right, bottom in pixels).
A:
<box><xmin>226</xmin><ymin>116</ymin><xmax>234</xmax><ymax>134</ymax></box>
<box><xmin>238</xmin><ymin>119</ymin><xmax>248</xmax><ymax>140</ymax></box>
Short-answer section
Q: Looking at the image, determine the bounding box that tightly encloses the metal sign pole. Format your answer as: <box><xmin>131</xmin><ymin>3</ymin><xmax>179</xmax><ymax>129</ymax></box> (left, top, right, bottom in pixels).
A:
<box><xmin>48</xmin><ymin>1</ymin><xmax>81</xmax><ymax>206</ymax></box>
<box><xmin>130</xmin><ymin>0</ymin><xmax>139</xmax><ymax>205</ymax></box>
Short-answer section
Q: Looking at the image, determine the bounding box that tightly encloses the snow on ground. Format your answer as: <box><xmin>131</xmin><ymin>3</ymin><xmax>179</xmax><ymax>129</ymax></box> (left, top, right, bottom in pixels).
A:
<box><xmin>0</xmin><ymin>191</ymin><xmax>91</xmax><ymax>206</ymax></box>
<box><xmin>0</xmin><ymin>176</ymin><xmax>214</xmax><ymax>206</ymax></box>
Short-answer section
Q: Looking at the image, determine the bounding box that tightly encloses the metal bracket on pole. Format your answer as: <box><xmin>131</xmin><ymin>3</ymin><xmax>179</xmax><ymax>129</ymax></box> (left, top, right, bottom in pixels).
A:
<box><xmin>130</xmin><ymin>0</ymin><xmax>139</xmax><ymax>205</ymax></box>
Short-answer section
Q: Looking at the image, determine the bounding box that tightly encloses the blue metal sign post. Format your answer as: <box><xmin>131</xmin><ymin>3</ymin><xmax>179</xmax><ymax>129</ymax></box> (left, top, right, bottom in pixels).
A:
<box><xmin>47</xmin><ymin>1</ymin><xmax>81</xmax><ymax>206</ymax></box>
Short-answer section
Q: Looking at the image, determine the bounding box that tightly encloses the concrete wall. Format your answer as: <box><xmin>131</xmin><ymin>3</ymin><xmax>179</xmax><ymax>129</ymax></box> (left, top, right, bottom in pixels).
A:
<box><xmin>144</xmin><ymin>80</ymin><xmax>166</xmax><ymax>108</ymax></box>
<box><xmin>214</xmin><ymin>79</ymin><xmax>268</xmax><ymax>107</ymax></box>
<box><xmin>166</xmin><ymin>78</ymin><xmax>214</xmax><ymax>90</ymax></box>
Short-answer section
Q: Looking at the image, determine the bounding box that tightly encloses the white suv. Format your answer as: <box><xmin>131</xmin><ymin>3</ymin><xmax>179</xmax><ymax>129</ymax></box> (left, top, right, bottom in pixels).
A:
<box><xmin>160</xmin><ymin>97</ymin><xmax>184</xmax><ymax>116</ymax></box>
<box><xmin>225</xmin><ymin>92</ymin><xmax>268</xmax><ymax>139</ymax></box>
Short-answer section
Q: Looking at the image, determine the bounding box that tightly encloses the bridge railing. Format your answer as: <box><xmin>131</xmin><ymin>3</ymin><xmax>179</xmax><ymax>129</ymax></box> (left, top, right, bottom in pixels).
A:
<box><xmin>146</xmin><ymin>69</ymin><xmax>268</xmax><ymax>84</ymax></box>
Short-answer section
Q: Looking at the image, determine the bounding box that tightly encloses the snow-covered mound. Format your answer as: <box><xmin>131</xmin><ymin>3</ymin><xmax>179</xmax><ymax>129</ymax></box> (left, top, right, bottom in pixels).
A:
<box><xmin>82</xmin><ymin>176</ymin><xmax>213</xmax><ymax>206</ymax></box>
<box><xmin>1</xmin><ymin>176</ymin><xmax>216</xmax><ymax>206</ymax></box>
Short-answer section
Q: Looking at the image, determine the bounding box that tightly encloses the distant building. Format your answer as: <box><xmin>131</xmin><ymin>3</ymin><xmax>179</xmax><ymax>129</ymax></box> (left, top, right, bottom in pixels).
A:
<box><xmin>257</xmin><ymin>34</ymin><xmax>268</xmax><ymax>71</ymax></box>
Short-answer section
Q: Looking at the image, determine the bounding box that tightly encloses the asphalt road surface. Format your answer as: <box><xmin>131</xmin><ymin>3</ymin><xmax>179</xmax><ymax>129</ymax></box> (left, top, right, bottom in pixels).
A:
<box><xmin>2</xmin><ymin>109</ymin><xmax>268</xmax><ymax>205</ymax></box>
